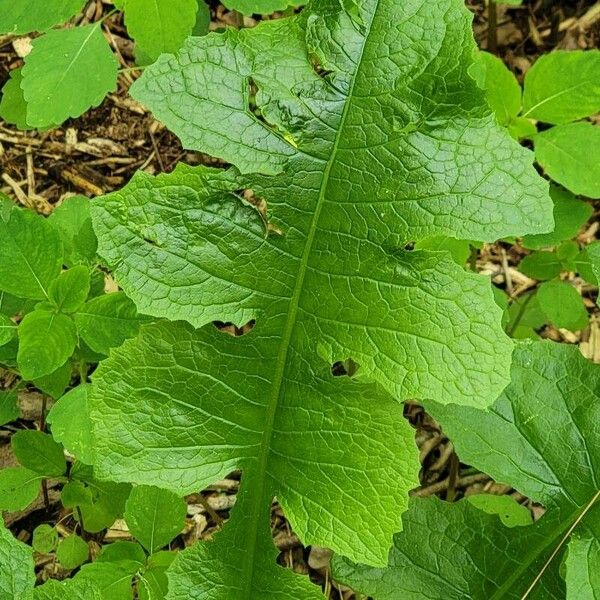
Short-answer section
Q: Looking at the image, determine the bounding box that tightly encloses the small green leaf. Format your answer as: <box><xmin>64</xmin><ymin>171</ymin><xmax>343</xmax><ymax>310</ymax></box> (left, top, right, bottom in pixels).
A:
<box><xmin>467</xmin><ymin>494</ymin><xmax>532</xmax><ymax>528</ymax></box>
<box><xmin>49</xmin><ymin>266</ymin><xmax>91</xmax><ymax>313</ymax></box>
<box><xmin>124</xmin><ymin>485</ymin><xmax>186</xmax><ymax>553</ymax></box>
<box><xmin>75</xmin><ymin>292</ymin><xmax>152</xmax><ymax>355</ymax></box>
<box><xmin>575</xmin><ymin>242</ymin><xmax>600</xmax><ymax>286</ymax></box>
<box><xmin>17</xmin><ymin>310</ymin><xmax>78</xmax><ymax>380</ymax></box>
<box><xmin>506</xmin><ymin>291</ymin><xmax>546</xmax><ymax>332</ymax></box>
<box><xmin>76</xmin><ymin>560</ymin><xmax>139</xmax><ymax>599</ymax></box>
<box><xmin>522</xmin><ymin>50</ymin><xmax>600</xmax><ymax>124</ymax></box>
<box><xmin>0</xmin><ymin>0</ymin><xmax>86</xmax><ymax>34</ymax></box>
<box><xmin>534</xmin><ymin>122</ymin><xmax>600</xmax><ymax>199</ymax></box>
<box><xmin>193</xmin><ymin>1</ymin><xmax>211</xmax><ymax>36</ymax></box>
<box><xmin>32</xmin><ymin>524</ymin><xmax>59</xmax><ymax>554</ymax></box>
<box><xmin>61</xmin><ymin>480</ymin><xmax>93</xmax><ymax>508</ymax></box>
<box><xmin>586</xmin><ymin>242</ymin><xmax>600</xmax><ymax>294</ymax></box>
<box><xmin>522</xmin><ymin>186</ymin><xmax>592</xmax><ymax>250</ymax></box>
<box><xmin>472</xmin><ymin>51</ymin><xmax>521</xmax><ymax>126</ymax></box>
<box><xmin>0</xmin><ymin>207</ymin><xmax>63</xmax><ymax>300</ymax></box>
<box><xmin>47</xmin><ymin>385</ymin><xmax>93</xmax><ymax>464</ymax></box>
<box><xmin>507</xmin><ymin>116</ymin><xmax>537</xmax><ymax>141</ymax></box>
<box><xmin>124</xmin><ymin>0</ymin><xmax>199</xmax><ymax>64</ymax></box>
<box><xmin>48</xmin><ymin>196</ymin><xmax>98</xmax><ymax>266</ymax></box>
<box><xmin>0</xmin><ymin>314</ymin><xmax>16</xmax><ymax>346</ymax></box>
<box><xmin>0</xmin><ymin>389</ymin><xmax>19</xmax><ymax>426</ymax></box>
<box><xmin>11</xmin><ymin>430</ymin><xmax>67</xmax><ymax>477</ymax></box>
<box><xmin>97</xmin><ymin>541</ymin><xmax>146</xmax><ymax>565</ymax></box>
<box><xmin>537</xmin><ymin>280</ymin><xmax>588</xmax><ymax>331</ymax></box>
<box><xmin>70</xmin><ymin>464</ymin><xmax>131</xmax><ymax>533</ymax></box>
<box><xmin>0</xmin><ymin>69</ymin><xmax>32</xmax><ymax>130</ymax></box>
<box><xmin>556</xmin><ymin>240</ymin><xmax>580</xmax><ymax>269</ymax></box>
<box><xmin>0</xmin><ymin>466</ymin><xmax>42</xmax><ymax>511</ymax></box>
<box><xmin>139</xmin><ymin>552</ymin><xmax>176</xmax><ymax>600</ymax></box>
<box><xmin>56</xmin><ymin>535</ymin><xmax>89</xmax><ymax>570</ymax></box>
<box><xmin>0</xmin><ymin>523</ymin><xmax>35</xmax><ymax>598</ymax></box>
<box><xmin>519</xmin><ymin>251</ymin><xmax>562</xmax><ymax>280</ymax></box>
<box><xmin>221</xmin><ymin>0</ymin><xmax>304</xmax><ymax>14</ymax></box>
<box><xmin>33</xmin><ymin>360</ymin><xmax>72</xmax><ymax>400</ymax></box>
<box><xmin>22</xmin><ymin>24</ymin><xmax>119</xmax><ymax>128</ymax></box>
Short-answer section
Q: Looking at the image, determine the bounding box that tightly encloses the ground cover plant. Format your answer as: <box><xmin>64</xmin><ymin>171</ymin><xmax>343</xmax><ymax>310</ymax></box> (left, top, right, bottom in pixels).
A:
<box><xmin>0</xmin><ymin>0</ymin><xmax>599</xmax><ymax>599</ymax></box>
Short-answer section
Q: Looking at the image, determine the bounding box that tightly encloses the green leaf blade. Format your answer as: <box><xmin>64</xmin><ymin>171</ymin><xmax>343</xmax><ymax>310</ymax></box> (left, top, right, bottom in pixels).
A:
<box><xmin>0</xmin><ymin>0</ymin><xmax>87</xmax><ymax>34</ymax></box>
<box><xmin>12</xmin><ymin>430</ymin><xmax>67</xmax><ymax>477</ymax></box>
<box><xmin>17</xmin><ymin>310</ymin><xmax>77</xmax><ymax>380</ymax></box>
<box><xmin>124</xmin><ymin>485</ymin><xmax>186</xmax><ymax>553</ymax></box>
<box><xmin>74</xmin><ymin>292</ymin><xmax>152</xmax><ymax>355</ymax></box>
<box><xmin>537</xmin><ymin>280</ymin><xmax>588</xmax><ymax>331</ymax></box>
<box><xmin>22</xmin><ymin>24</ymin><xmax>119</xmax><ymax>128</ymax></box>
<box><xmin>89</xmin><ymin>1</ymin><xmax>556</xmax><ymax>596</ymax></box>
<box><xmin>47</xmin><ymin>385</ymin><xmax>94</xmax><ymax>464</ymax></box>
<box><xmin>0</xmin><ymin>207</ymin><xmax>63</xmax><ymax>300</ymax></box>
<box><xmin>0</xmin><ymin>523</ymin><xmax>35</xmax><ymax>598</ymax></box>
<box><xmin>522</xmin><ymin>50</ymin><xmax>600</xmax><ymax>124</ymax></box>
<box><xmin>334</xmin><ymin>341</ymin><xmax>600</xmax><ymax>599</ymax></box>
<box><xmin>534</xmin><ymin>122</ymin><xmax>600</xmax><ymax>199</ymax></box>
<box><xmin>49</xmin><ymin>266</ymin><xmax>91</xmax><ymax>313</ymax></box>
<box><xmin>124</xmin><ymin>0</ymin><xmax>199</xmax><ymax>64</ymax></box>
<box><xmin>0</xmin><ymin>466</ymin><xmax>43</xmax><ymax>511</ymax></box>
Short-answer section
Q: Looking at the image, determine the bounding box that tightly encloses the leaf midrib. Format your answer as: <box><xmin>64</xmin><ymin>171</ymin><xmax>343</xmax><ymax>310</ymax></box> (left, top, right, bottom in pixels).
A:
<box><xmin>239</xmin><ymin>5</ymin><xmax>379</xmax><ymax>596</ymax></box>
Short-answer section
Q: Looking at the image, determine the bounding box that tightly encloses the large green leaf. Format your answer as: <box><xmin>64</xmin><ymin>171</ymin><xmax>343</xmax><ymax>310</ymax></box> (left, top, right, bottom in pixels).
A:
<box><xmin>335</xmin><ymin>341</ymin><xmax>600</xmax><ymax>598</ymax></box>
<box><xmin>0</xmin><ymin>0</ymin><xmax>86</xmax><ymax>34</ymax></box>
<box><xmin>124</xmin><ymin>0</ymin><xmax>199</xmax><ymax>64</ymax></box>
<box><xmin>90</xmin><ymin>1</ymin><xmax>552</xmax><ymax>597</ymax></box>
<box><xmin>0</xmin><ymin>206</ymin><xmax>63</xmax><ymax>300</ymax></box>
<box><xmin>522</xmin><ymin>50</ymin><xmax>600</xmax><ymax>125</ymax></box>
<box><xmin>0</xmin><ymin>523</ymin><xmax>35</xmax><ymax>598</ymax></box>
<box><xmin>33</xmin><ymin>579</ymin><xmax>103</xmax><ymax>600</ymax></box>
<box><xmin>22</xmin><ymin>24</ymin><xmax>119</xmax><ymax>128</ymax></box>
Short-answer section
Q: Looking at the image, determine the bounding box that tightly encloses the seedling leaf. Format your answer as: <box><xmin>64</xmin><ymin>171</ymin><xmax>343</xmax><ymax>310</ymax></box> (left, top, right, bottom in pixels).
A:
<box><xmin>124</xmin><ymin>485</ymin><xmax>186</xmax><ymax>553</ymax></box>
<box><xmin>523</xmin><ymin>50</ymin><xmax>600</xmax><ymax>124</ymax></box>
<box><xmin>12</xmin><ymin>430</ymin><xmax>67</xmax><ymax>477</ymax></box>
<box><xmin>0</xmin><ymin>0</ymin><xmax>87</xmax><ymax>34</ymax></box>
<box><xmin>0</xmin><ymin>206</ymin><xmax>63</xmax><ymax>300</ymax></box>
<box><xmin>124</xmin><ymin>0</ymin><xmax>199</xmax><ymax>64</ymax></box>
<box><xmin>22</xmin><ymin>24</ymin><xmax>119</xmax><ymax>128</ymax></box>
<box><xmin>17</xmin><ymin>310</ymin><xmax>78</xmax><ymax>380</ymax></box>
<box><xmin>534</xmin><ymin>122</ymin><xmax>600</xmax><ymax>199</ymax></box>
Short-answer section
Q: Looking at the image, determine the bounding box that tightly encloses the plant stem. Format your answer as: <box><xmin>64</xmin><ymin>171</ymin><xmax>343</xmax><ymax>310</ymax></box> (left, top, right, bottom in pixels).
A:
<box><xmin>487</xmin><ymin>0</ymin><xmax>497</xmax><ymax>54</ymax></box>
